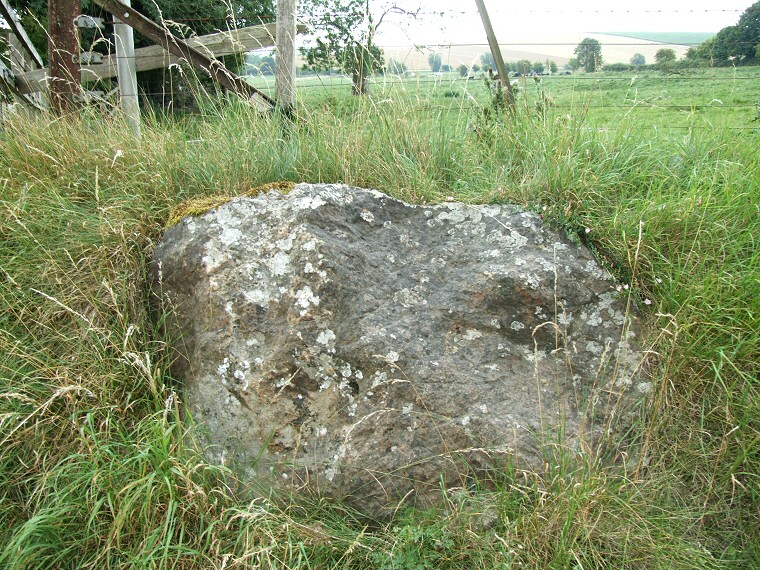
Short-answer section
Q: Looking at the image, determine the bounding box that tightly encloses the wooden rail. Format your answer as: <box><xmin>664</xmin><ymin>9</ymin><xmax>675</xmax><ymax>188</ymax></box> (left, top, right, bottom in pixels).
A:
<box><xmin>15</xmin><ymin>21</ymin><xmax>305</xmax><ymax>101</ymax></box>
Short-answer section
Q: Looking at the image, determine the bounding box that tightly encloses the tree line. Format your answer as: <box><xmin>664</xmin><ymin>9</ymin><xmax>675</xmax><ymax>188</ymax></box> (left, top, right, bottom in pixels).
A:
<box><xmin>686</xmin><ymin>1</ymin><xmax>760</xmax><ymax>66</ymax></box>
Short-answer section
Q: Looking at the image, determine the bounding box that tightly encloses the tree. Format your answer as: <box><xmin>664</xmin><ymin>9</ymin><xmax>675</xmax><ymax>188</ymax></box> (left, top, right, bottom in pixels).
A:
<box><xmin>532</xmin><ymin>61</ymin><xmax>544</xmax><ymax>74</ymax></box>
<box><xmin>630</xmin><ymin>53</ymin><xmax>646</xmax><ymax>66</ymax></box>
<box><xmin>567</xmin><ymin>58</ymin><xmax>580</xmax><ymax>71</ymax></box>
<box><xmin>387</xmin><ymin>58</ymin><xmax>407</xmax><ymax>74</ymax></box>
<box><xmin>300</xmin><ymin>0</ymin><xmax>418</xmax><ymax>95</ymax></box>
<box><xmin>457</xmin><ymin>64</ymin><xmax>469</xmax><ymax>77</ymax></box>
<box><xmin>655</xmin><ymin>48</ymin><xmax>677</xmax><ymax>66</ymax></box>
<box><xmin>574</xmin><ymin>38</ymin><xmax>603</xmax><ymax>72</ymax></box>
<box><xmin>428</xmin><ymin>52</ymin><xmax>442</xmax><ymax>72</ymax></box>
<box><xmin>734</xmin><ymin>1</ymin><xmax>760</xmax><ymax>62</ymax></box>
<box><xmin>545</xmin><ymin>59</ymin><xmax>558</xmax><ymax>73</ymax></box>
<box><xmin>480</xmin><ymin>52</ymin><xmax>496</xmax><ymax>71</ymax></box>
<box><xmin>515</xmin><ymin>59</ymin><xmax>531</xmax><ymax>75</ymax></box>
<box><xmin>245</xmin><ymin>52</ymin><xmax>276</xmax><ymax>75</ymax></box>
<box><xmin>712</xmin><ymin>25</ymin><xmax>743</xmax><ymax>64</ymax></box>
<box><xmin>687</xmin><ymin>1</ymin><xmax>760</xmax><ymax>66</ymax></box>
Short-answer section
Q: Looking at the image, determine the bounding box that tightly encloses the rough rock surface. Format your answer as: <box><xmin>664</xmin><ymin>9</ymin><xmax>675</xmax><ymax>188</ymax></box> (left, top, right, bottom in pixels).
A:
<box><xmin>151</xmin><ymin>184</ymin><xmax>649</xmax><ymax>517</ymax></box>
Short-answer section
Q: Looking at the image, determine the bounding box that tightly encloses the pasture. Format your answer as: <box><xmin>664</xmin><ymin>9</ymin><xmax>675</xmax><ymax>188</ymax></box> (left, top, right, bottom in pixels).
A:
<box><xmin>0</xmin><ymin>66</ymin><xmax>758</xmax><ymax>568</ymax></box>
<box><xmin>247</xmin><ymin>66</ymin><xmax>760</xmax><ymax>130</ymax></box>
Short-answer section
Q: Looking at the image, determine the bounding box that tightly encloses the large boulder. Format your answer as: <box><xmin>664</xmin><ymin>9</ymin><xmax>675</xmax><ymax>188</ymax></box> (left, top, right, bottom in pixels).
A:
<box><xmin>151</xmin><ymin>184</ymin><xmax>650</xmax><ymax>517</ymax></box>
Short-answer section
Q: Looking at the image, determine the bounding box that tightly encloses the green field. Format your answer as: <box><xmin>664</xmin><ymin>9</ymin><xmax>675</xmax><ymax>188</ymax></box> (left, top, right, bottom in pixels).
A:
<box><xmin>249</xmin><ymin>66</ymin><xmax>760</xmax><ymax>131</ymax></box>
<box><xmin>0</xmin><ymin>66</ymin><xmax>758</xmax><ymax>568</ymax></box>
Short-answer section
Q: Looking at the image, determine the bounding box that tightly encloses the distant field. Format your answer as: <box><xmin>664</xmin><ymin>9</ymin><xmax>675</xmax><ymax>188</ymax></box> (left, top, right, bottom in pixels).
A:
<box><xmin>600</xmin><ymin>31</ymin><xmax>715</xmax><ymax>46</ymax></box>
<box><xmin>249</xmin><ymin>66</ymin><xmax>760</xmax><ymax>132</ymax></box>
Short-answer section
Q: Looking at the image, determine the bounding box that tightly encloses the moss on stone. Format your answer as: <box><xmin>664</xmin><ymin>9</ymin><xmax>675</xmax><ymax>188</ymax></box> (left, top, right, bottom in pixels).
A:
<box><xmin>166</xmin><ymin>181</ymin><xmax>297</xmax><ymax>229</ymax></box>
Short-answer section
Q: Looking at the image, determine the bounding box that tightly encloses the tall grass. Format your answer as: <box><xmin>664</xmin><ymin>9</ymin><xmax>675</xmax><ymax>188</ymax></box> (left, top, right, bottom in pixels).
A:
<box><xmin>0</xmin><ymin>85</ymin><xmax>757</xmax><ymax>568</ymax></box>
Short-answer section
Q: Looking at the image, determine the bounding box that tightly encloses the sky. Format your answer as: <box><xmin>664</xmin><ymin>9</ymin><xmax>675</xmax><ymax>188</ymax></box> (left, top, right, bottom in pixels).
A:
<box><xmin>372</xmin><ymin>0</ymin><xmax>750</xmax><ymax>46</ymax></box>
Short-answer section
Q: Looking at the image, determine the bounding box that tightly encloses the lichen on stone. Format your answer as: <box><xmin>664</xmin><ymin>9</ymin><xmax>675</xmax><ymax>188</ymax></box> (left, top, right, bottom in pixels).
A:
<box><xmin>165</xmin><ymin>180</ymin><xmax>297</xmax><ymax>229</ymax></box>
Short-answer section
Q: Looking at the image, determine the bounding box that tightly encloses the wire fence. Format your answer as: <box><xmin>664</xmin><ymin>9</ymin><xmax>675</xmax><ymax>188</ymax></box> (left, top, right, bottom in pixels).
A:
<box><xmin>3</xmin><ymin>5</ymin><xmax>759</xmax><ymax>132</ymax></box>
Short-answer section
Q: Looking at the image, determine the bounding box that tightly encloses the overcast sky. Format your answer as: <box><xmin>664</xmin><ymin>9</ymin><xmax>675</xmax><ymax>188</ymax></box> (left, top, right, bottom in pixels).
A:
<box><xmin>373</xmin><ymin>0</ymin><xmax>750</xmax><ymax>46</ymax></box>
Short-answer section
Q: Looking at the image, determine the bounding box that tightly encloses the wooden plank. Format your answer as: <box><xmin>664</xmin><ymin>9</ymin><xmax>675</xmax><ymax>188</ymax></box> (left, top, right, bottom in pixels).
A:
<box><xmin>0</xmin><ymin>0</ymin><xmax>44</xmax><ymax>68</ymax></box>
<box><xmin>16</xmin><ymin>22</ymin><xmax>305</xmax><ymax>96</ymax></box>
<box><xmin>8</xmin><ymin>35</ymin><xmax>46</xmax><ymax>107</ymax></box>
<box><xmin>0</xmin><ymin>58</ymin><xmax>43</xmax><ymax>110</ymax></box>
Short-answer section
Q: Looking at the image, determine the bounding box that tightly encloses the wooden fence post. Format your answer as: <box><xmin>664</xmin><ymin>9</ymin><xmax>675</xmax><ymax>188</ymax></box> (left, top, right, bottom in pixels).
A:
<box><xmin>113</xmin><ymin>0</ymin><xmax>140</xmax><ymax>137</ymax></box>
<box><xmin>48</xmin><ymin>0</ymin><xmax>81</xmax><ymax>113</ymax></box>
<box><xmin>276</xmin><ymin>0</ymin><xmax>297</xmax><ymax>112</ymax></box>
<box><xmin>474</xmin><ymin>0</ymin><xmax>514</xmax><ymax>110</ymax></box>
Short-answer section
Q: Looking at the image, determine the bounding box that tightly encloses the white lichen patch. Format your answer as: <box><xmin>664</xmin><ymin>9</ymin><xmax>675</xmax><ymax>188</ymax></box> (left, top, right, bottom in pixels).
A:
<box><xmin>537</xmin><ymin>257</ymin><xmax>556</xmax><ymax>272</ymax></box>
<box><xmin>584</xmin><ymin>260</ymin><xmax>607</xmax><ymax>279</ymax></box>
<box><xmin>370</xmin><ymin>371</ymin><xmax>389</xmax><ymax>388</ymax></box>
<box><xmin>244</xmin><ymin>289</ymin><xmax>271</xmax><ymax>307</ymax></box>
<box><xmin>276</xmin><ymin>237</ymin><xmax>294</xmax><ymax>252</ymax></box>
<box><xmin>295</xmin><ymin>286</ymin><xmax>320</xmax><ymax>315</ymax></box>
<box><xmin>270</xmin><ymin>251</ymin><xmax>291</xmax><ymax>276</ymax></box>
<box><xmin>394</xmin><ymin>287</ymin><xmax>427</xmax><ymax>308</ymax></box>
<box><xmin>581</xmin><ymin>310</ymin><xmax>602</xmax><ymax>327</ymax></box>
<box><xmin>295</xmin><ymin>194</ymin><xmax>326</xmax><ymax>210</ymax></box>
<box><xmin>436</xmin><ymin>207</ymin><xmax>467</xmax><ymax>224</ymax></box>
<box><xmin>487</xmin><ymin>230</ymin><xmax>528</xmax><ymax>249</ymax></box>
<box><xmin>217</xmin><ymin>357</ymin><xmax>230</xmax><ymax>377</ymax></box>
<box><xmin>526</xmin><ymin>350</ymin><xmax>547</xmax><ymax>363</ymax></box>
<box><xmin>585</xmin><ymin>341</ymin><xmax>603</xmax><ymax>355</ymax></box>
<box><xmin>461</xmin><ymin>416</ymin><xmax>471</xmax><ymax>426</ymax></box>
<box><xmin>385</xmin><ymin>351</ymin><xmax>399</xmax><ymax>364</ymax></box>
<box><xmin>463</xmin><ymin>329</ymin><xmax>483</xmax><ymax>341</ymax></box>
<box><xmin>557</xmin><ymin>312</ymin><xmax>574</xmax><ymax>326</ymax></box>
<box><xmin>219</xmin><ymin>227</ymin><xmax>242</xmax><ymax>246</ymax></box>
<box><xmin>522</xmin><ymin>272</ymin><xmax>541</xmax><ymax>289</ymax></box>
<box><xmin>360</xmin><ymin>209</ymin><xmax>375</xmax><ymax>223</ymax></box>
<box><xmin>402</xmin><ymin>403</ymin><xmax>414</xmax><ymax>415</ymax></box>
<box><xmin>510</xmin><ymin>321</ymin><xmax>525</xmax><ymax>332</ymax></box>
<box><xmin>201</xmin><ymin>244</ymin><xmax>226</xmax><ymax>272</ymax></box>
<box><xmin>316</xmin><ymin>329</ymin><xmax>336</xmax><ymax>346</ymax></box>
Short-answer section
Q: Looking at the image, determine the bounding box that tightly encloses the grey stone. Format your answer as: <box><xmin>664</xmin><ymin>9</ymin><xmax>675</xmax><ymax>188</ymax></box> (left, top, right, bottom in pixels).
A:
<box><xmin>151</xmin><ymin>184</ymin><xmax>648</xmax><ymax>517</ymax></box>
